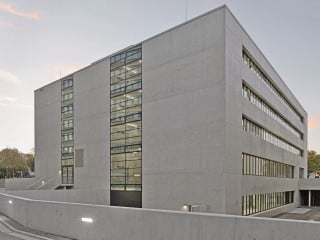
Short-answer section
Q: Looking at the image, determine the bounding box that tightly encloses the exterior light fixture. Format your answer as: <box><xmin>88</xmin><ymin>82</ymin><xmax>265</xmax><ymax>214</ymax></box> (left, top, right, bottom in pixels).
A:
<box><xmin>81</xmin><ymin>217</ymin><xmax>93</xmax><ymax>223</ymax></box>
<box><xmin>182</xmin><ymin>204</ymin><xmax>191</xmax><ymax>212</ymax></box>
<box><xmin>8</xmin><ymin>200</ymin><xmax>12</xmax><ymax>204</ymax></box>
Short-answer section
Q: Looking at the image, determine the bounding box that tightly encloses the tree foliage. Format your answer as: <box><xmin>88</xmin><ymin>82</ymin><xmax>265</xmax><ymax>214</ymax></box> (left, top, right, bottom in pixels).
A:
<box><xmin>0</xmin><ymin>148</ymin><xmax>34</xmax><ymax>178</ymax></box>
<box><xmin>308</xmin><ymin>150</ymin><xmax>320</xmax><ymax>174</ymax></box>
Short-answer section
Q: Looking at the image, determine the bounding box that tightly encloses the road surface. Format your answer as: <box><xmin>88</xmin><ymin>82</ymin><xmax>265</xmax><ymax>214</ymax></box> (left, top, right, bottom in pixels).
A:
<box><xmin>0</xmin><ymin>213</ymin><xmax>73</xmax><ymax>240</ymax></box>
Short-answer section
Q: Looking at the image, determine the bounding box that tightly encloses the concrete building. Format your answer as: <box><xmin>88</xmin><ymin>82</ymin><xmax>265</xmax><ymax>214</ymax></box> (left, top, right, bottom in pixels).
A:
<box><xmin>33</xmin><ymin>5</ymin><xmax>307</xmax><ymax>216</ymax></box>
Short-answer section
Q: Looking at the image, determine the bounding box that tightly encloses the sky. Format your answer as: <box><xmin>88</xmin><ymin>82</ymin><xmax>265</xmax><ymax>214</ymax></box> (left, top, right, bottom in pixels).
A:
<box><xmin>0</xmin><ymin>0</ymin><xmax>319</xmax><ymax>153</ymax></box>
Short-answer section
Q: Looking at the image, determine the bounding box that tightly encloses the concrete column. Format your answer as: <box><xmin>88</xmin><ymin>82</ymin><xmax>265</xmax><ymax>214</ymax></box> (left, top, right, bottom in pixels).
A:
<box><xmin>308</xmin><ymin>190</ymin><xmax>311</xmax><ymax>208</ymax></box>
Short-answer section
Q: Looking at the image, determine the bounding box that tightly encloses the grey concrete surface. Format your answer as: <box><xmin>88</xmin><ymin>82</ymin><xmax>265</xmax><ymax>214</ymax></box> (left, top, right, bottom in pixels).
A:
<box><xmin>275</xmin><ymin>207</ymin><xmax>320</xmax><ymax>221</ymax></box>
<box><xmin>0</xmin><ymin>212</ymin><xmax>73</xmax><ymax>240</ymax></box>
<box><xmin>0</xmin><ymin>189</ymin><xmax>108</xmax><ymax>205</ymax></box>
<box><xmin>1</xmin><ymin>192</ymin><xmax>320</xmax><ymax>240</ymax></box>
<box><xmin>299</xmin><ymin>178</ymin><xmax>320</xmax><ymax>190</ymax></box>
<box><xmin>5</xmin><ymin>179</ymin><xmax>35</xmax><ymax>190</ymax></box>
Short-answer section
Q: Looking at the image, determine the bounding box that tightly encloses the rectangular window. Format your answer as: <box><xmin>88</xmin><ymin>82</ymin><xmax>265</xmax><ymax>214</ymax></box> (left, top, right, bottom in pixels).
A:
<box><xmin>242</xmin><ymin>191</ymin><xmax>294</xmax><ymax>216</ymax></box>
<box><xmin>110</xmin><ymin>45</ymin><xmax>142</xmax><ymax>193</ymax></box>
<box><xmin>242</xmin><ymin>117</ymin><xmax>302</xmax><ymax>156</ymax></box>
<box><xmin>242</xmin><ymin>83</ymin><xmax>303</xmax><ymax>139</ymax></box>
<box><xmin>61</xmin><ymin>76</ymin><xmax>74</xmax><ymax>185</ymax></box>
<box><xmin>242</xmin><ymin>50</ymin><xmax>303</xmax><ymax>123</ymax></box>
<box><xmin>242</xmin><ymin>153</ymin><xmax>294</xmax><ymax>178</ymax></box>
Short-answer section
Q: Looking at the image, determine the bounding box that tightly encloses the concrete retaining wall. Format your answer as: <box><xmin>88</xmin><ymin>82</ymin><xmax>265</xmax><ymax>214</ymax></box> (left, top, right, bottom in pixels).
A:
<box><xmin>5</xmin><ymin>178</ymin><xmax>35</xmax><ymax>190</ymax></box>
<box><xmin>0</xmin><ymin>189</ymin><xmax>108</xmax><ymax>205</ymax></box>
<box><xmin>0</xmin><ymin>192</ymin><xmax>319</xmax><ymax>240</ymax></box>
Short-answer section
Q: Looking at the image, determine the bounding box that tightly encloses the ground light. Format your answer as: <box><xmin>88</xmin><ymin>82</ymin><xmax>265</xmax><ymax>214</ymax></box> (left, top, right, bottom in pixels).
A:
<box><xmin>8</xmin><ymin>200</ymin><xmax>12</xmax><ymax>204</ymax></box>
<box><xmin>81</xmin><ymin>217</ymin><xmax>93</xmax><ymax>223</ymax></box>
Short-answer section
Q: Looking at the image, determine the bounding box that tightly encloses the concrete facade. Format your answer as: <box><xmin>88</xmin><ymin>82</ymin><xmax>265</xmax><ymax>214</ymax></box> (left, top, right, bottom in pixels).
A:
<box><xmin>33</xmin><ymin>5</ymin><xmax>307</xmax><ymax>216</ymax></box>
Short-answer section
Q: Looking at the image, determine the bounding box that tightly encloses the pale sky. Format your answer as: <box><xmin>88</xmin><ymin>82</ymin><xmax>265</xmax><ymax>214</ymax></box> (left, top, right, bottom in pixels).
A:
<box><xmin>0</xmin><ymin>0</ymin><xmax>319</xmax><ymax>153</ymax></box>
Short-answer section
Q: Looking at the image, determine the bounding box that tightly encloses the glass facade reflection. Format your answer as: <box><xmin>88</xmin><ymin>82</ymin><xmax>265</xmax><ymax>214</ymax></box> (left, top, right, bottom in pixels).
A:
<box><xmin>110</xmin><ymin>45</ymin><xmax>142</xmax><ymax>192</ymax></box>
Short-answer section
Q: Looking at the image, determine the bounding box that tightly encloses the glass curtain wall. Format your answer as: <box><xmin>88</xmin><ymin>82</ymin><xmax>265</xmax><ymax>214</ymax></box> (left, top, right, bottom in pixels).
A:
<box><xmin>110</xmin><ymin>45</ymin><xmax>142</xmax><ymax>194</ymax></box>
<box><xmin>61</xmin><ymin>77</ymin><xmax>74</xmax><ymax>184</ymax></box>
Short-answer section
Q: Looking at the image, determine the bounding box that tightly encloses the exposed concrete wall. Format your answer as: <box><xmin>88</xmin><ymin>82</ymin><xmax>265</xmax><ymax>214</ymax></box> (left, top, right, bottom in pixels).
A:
<box><xmin>0</xmin><ymin>189</ymin><xmax>108</xmax><ymax>205</ymax></box>
<box><xmin>142</xmin><ymin>5</ymin><xmax>226</xmax><ymax>213</ymax></box>
<box><xmin>0</xmin><ymin>192</ymin><xmax>319</xmax><ymax>240</ymax></box>
<box><xmin>223</xmin><ymin>7</ymin><xmax>307</xmax><ymax>215</ymax></box>
<box><xmin>34</xmin><ymin>81</ymin><xmax>61</xmax><ymax>180</ymax></box>
<box><xmin>73</xmin><ymin>59</ymin><xmax>110</xmax><ymax>193</ymax></box>
<box><xmin>299</xmin><ymin>179</ymin><xmax>320</xmax><ymax>190</ymax></box>
<box><xmin>5</xmin><ymin>178</ymin><xmax>35</xmax><ymax>190</ymax></box>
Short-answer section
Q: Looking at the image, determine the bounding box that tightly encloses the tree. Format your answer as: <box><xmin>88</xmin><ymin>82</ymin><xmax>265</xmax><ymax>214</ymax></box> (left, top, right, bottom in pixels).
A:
<box><xmin>25</xmin><ymin>153</ymin><xmax>35</xmax><ymax>172</ymax></box>
<box><xmin>308</xmin><ymin>150</ymin><xmax>320</xmax><ymax>174</ymax></box>
<box><xmin>0</xmin><ymin>148</ymin><xmax>31</xmax><ymax>178</ymax></box>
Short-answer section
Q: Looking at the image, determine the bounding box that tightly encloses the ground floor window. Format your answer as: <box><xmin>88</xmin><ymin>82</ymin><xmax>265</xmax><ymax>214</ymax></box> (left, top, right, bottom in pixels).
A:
<box><xmin>242</xmin><ymin>191</ymin><xmax>294</xmax><ymax>216</ymax></box>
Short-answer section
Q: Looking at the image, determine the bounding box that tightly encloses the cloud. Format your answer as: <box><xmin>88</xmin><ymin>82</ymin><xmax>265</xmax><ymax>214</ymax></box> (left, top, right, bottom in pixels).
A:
<box><xmin>0</xmin><ymin>69</ymin><xmax>20</xmax><ymax>85</ymax></box>
<box><xmin>0</xmin><ymin>96</ymin><xmax>32</xmax><ymax>109</ymax></box>
<box><xmin>0</xmin><ymin>2</ymin><xmax>41</xmax><ymax>20</ymax></box>
<box><xmin>0</xmin><ymin>20</ymin><xmax>8</xmax><ymax>27</ymax></box>
<box><xmin>308</xmin><ymin>116</ymin><xmax>320</xmax><ymax>130</ymax></box>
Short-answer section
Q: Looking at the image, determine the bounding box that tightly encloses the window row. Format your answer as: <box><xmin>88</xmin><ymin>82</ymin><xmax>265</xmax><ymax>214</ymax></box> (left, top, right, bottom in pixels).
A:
<box><xmin>62</xmin><ymin>119</ymin><xmax>73</xmax><ymax>130</ymax></box>
<box><xmin>111</xmin><ymin>136</ymin><xmax>141</xmax><ymax>148</ymax></box>
<box><xmin>111</xmin><ymin>176</ymin><xmax>141</xmax><ymax>185</ymax></box>
<box><xmin>242</xmin><ymin>84</ymin><xmax>302</xmax><ymax>139</ymax></box>
<box><xmin>111</xmin><ymin>60</ymin><xmax>141</xmax><ymax>77</ymax></box>
<box><xmin>110</xmin><ymin>46</ymin><xmax>141</xmax><ymax>69</ymax></box>
<box><xmin>111</xmin><ymin>144</ymin><xmax>141</xmax><ymax>154</ymax></box>
<box><xmin>111</xmin><ymin>113</ymin><xmax>142</xmax><ymax>126</ymax></box>
<box><xmin>242</xmin><ymin>50</ymin><xmax>303</xmax><ymax>123</ymax></box>
<box><xmin>111</xmin><ymin>152</ymin><xmax>141</xmax><ymax>162</ymax></box>
<box><xmin>242</xmin><ymin>117</ymin><xmax>303</xmax><ymax>156</ymax></box>
<box><xmin>62</xmin><ymin>132</ymin><xmax>73</xmax><ymax>142</ymax></box>
<box><xmin>62</xmin><ymin>146</ymin><xmax>73</xmax><ymax>154</ymax></box>
<box><xmin>62</xmin><ymin>105</ymin><xmax>73</xmax><ymax>115</ymax></box>
<box><xmin>242</xmin><ymin>191</ymin><xmax>294</xmax><ymax>216</ymax></box>
<box><xmin>62</xmin><ymin>79</ymin><xmax>73</xmax><ymax>90</ymax></box>
<box><xmin>111</xmin><ymin>167</ymin><xmax>141</xmax><ymax>176</ymax></box>
<box><xmin>62</xmin><ymin>159</ymin><xmax>73</xmax><ymax>166</ymax></box>
<box><xmin>110</xmin><ymin>185</ymin><xmax>141</xmax><ymax>191</ymax></box>
<box><xmin>111</xmin><ymin>81</ymin><xmax>142</xmax><ymax>97</ymax></box>
<box><xmin>111</xmin><ymin>97</ymin><xmax>141</xmax><ymax>113</ymax></box>
<box><xmin>111</xmin><ymin>160</ymin><xmax>141</xmax><ymax>170</ymax></box>
<box><xmin>111</xmin><ymin>121</ymin><xmax>141</xmax><ymax>140</ymax></box>
<box><xmin>62</xmin><ymin>92</ymin><xmax>73</xmax><ymax>101</ymax></box>
<box><xmin>111</xmin><ymin>90</ymin><xmax>141</xmax><ymax>107</ymax></box>
<box><xmin>111</xmin><ymin>75</ymin><xmax>141</xmax><ymax>91</ymax></box>
<box><xmin>242</xmin><ymin>153</ymin><xmax>294</xmax><ymax>178</ymax></box>
<box><xmin>111</xmin><ymin>105</ymin><xmax>141</xmax><ymax>119</ymax></box>
<box><xmin>111</xmin><ymin>67</ymin><xmax>142</xmax><ymax>85</ymax></box>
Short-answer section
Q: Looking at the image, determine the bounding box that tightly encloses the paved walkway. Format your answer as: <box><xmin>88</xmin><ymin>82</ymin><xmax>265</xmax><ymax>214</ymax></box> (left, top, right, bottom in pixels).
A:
<box><xmin>0</xmin><ymin>213</ymin><xmax>74</xmax><ymax>240</ymax></box>
<box><xmin>274</xmin><ymin>207</ymin><xmax>320</xmax><ymax>221</ymax></box>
